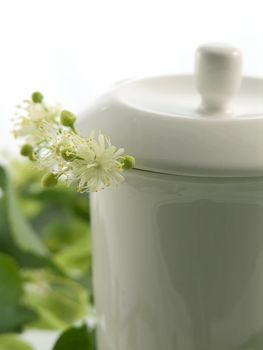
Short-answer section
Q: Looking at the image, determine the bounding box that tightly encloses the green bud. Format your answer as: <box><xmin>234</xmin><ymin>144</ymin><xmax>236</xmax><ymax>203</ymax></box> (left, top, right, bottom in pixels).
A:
<box><xmin>32</xmin><ymin>91</ymin><xmax>44</xmax><ymax>103</ymax></box>
<box><xmin>41</xmin><ymin>173</ymin><xmax>58</xmax><ymax>187</ymax></box>
<box><xmin>61</xmin><ymin>149</ymin><xmax>77</xmax><ymax>162</ymax></box>
<box><xmin>122</xmin><ymin>155</ymin><xmax>136</xmax><ymax>170</ymax></box>
<box><xmin>20</xmin><ymin>144</ymin><xmax>33</xmax><ymax>157</ymax></box>
<box><xmin>60</xmin><ymin>110</ymin><xmax>76</xmax><ymax>128</ymax></box>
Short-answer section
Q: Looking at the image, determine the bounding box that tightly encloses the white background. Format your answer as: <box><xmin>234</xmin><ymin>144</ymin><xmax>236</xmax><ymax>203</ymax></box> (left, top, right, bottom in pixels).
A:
<box><xmin>1</xmin><ymin>0</ymin><xmax>263</xmax><ymax>348</ymax></box>
<box><xmin>1</xmin><ymin>0</ymin><xmax>263</xmax><ymax>155</ymax></box>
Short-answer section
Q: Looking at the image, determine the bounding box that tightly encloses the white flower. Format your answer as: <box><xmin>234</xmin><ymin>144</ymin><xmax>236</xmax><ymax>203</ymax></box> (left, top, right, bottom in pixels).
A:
<box><xmin>13</xmin><ymin>99</ymin><xmax>61</xmax><ymax>145</ymax></box>
<box><xmin>66</xmin><ymin>132</ymin><xmax>125</xmax><ymax>192</ymax></box>
<box><xmin>32</xmin><ymin>123</ymin><xmax>127</xmax><ymax>193</ymax></box>
<box><xmin>34</xmin><ymin>121</ymin><xmax>73</xmax><ymax>173</ymax></box>
<box><xmin>13</xmin><ymin>93</ymin><xmax>135</xmax><ymax>193</ymax></box>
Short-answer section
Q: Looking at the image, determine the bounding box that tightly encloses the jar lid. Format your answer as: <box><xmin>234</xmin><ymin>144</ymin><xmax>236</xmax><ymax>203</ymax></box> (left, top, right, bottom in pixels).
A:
<box><xmin>79</xmin><ymin>44</ymin><xmax>263</xmax><ymax>177</ymax></box>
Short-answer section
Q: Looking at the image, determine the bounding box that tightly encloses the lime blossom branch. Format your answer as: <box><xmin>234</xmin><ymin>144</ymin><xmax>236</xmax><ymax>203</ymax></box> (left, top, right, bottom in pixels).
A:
<box><xmin>13</xmin><ymin>92</ymin><xmax>135</xmax><ymax>192</ymax></box>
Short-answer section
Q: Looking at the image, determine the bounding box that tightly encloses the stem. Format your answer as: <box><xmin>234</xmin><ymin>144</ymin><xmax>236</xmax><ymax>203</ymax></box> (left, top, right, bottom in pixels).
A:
<box><xmin>70</xmin><ymin>125</ymin><xmax>77</xmax><ymax>134</ymax></box>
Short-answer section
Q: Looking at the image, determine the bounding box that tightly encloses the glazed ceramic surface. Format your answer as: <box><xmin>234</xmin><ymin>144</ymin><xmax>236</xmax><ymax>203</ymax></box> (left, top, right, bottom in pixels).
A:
<box><xmin>80</xmin><ymin>44</ymin><xmax>263</xmax><ymax>350</ymax></box>
<box><xmin>91</xmin><ymin>170</ymin><xmax>263</xmax><ymax>350</ymax></box>
<box><xmin>78</xmin><ymin>45</ymin><xmax>263</xmax><ymax>178</ymax></box>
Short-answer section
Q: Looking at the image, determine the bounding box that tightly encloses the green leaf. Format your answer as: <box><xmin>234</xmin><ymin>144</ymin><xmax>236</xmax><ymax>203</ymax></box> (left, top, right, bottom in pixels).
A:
<box><xmin>43</xmin><ymin>220</ymin><xmax>90</xmax><ymax>254</ymax></box>
<box><xmin>0</xmin><ymin>334</ymin><xmax>34</xmax><ymax>350</ymax></box>
<box><xmin>0</xmin><ymin>254</ymin><xmax>37</xmax><ymax>333</ymax></box>
<box><xmin>0</xmin><ymin>254</ymin><xmax>23</xmax><ymax>305</ymax></box>
<box><xmin>54</xmin><ymin>235</ymin><xmax>92</xmax><ymax>278</ymax></box>
<box><xmin>53</xmin><ymin>324</ymin><xmax>96</xmax><ymax>350</ymax></box>
<box><xmin>22</xmin><ymin>270</ymin><xmax>88</xmax><ymax>330</ymax></box>
<box><xmin>0</xmin><ymin>305</ymin><xmax>37</xmax><ymax>334</ymax></box>
<box><xmin>0</xmin><ymin>166</ymin><xmax>6</xmax><ymax>189</ymax></box>
<box><xmin>0</xmin><ymin>166</ymin><xmax>48</xmax><ymax>257</ymax></box>
<box><xmin>0</xmin><ymin>166</ymin><xmax>60</xmax><ymax>271</ymax></box>
<box><xmin>6</xmin><ymin>179</ymin><xmax>48</xmax><ymax>257</ymax></box>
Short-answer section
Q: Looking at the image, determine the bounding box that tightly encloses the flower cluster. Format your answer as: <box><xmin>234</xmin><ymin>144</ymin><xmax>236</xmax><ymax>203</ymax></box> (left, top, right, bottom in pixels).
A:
<box><xmin>13</xmin><ymin>92</ymin><xmax>135</xmax><ymax>192</ymax></box>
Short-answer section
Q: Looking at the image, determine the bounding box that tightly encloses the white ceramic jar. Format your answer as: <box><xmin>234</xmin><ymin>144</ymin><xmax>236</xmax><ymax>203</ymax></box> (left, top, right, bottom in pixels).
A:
<box><xmin>80</xmin><ymin>44</ymin><xmax>263</xmax><ymax>350</ymax></box>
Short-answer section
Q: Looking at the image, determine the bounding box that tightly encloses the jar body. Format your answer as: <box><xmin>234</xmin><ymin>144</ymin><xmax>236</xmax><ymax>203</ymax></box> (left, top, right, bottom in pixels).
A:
<box><xmin>91</xmin><ymin>170</ymin><xmax>263</xmax><ymax>350</ymax></box>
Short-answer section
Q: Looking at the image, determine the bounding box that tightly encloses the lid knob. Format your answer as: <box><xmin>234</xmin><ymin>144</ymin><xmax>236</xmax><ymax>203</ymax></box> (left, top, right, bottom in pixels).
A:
<box><xmin>195</xmin><ymin>44</ymin><xmax>242</xmax><ymax>116</ymax></box>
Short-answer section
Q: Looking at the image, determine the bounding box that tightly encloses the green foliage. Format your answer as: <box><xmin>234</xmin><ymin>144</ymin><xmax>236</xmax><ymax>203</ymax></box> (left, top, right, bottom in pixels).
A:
<box><xmin>0</xmin><ymin>161</ymin><xmax>95</xmax><ymax>349</ymax></box>
<box><xmin>54</xmin><ymin>236</ymin><xmax>92</xmax><ymax>280</ymax></box>
<box><xmin>0</xmin><ymin>334</ymin><xmax>34</xmax><ymax>350</ymax></box>
<box><xmin>22</xmin><ymin>270</ymin><xmax>88</xmax><ymax>330</ymax></box>
<box><xmin>5</xmin><ymin>172</ymin><xmax>48</xmax><ymax>256</ymax></box>
<box><xmin>0</xmin><ymin>254</ymin><xmax>37</xmax><ymax>333</ymax></box>
<box><xmin>0</xmin><ymin>254</ymin><xmax>23</xmax><ymax>304</ymax></box>
<box><xmin>53</xmin><ymin>324</ymin><xmax>96</xmax><ymax>350</ymax></box>
<box><xmin>0</xmin><ymin>166</ymin><xmax>51</xmax><ymax>270</ymax></box>
<box><xmin>0</xmin><ymin>305</ymin><xmax>37</xmax><ymax>334</ymax></box>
